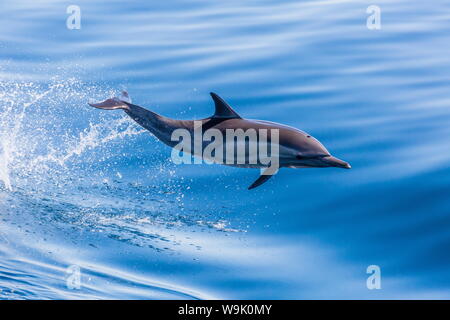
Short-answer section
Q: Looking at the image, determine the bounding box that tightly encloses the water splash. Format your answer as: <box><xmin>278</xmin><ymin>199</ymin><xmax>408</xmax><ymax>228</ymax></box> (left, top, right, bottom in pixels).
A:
<box><xmin>0</xmin><ymin>144</ymin><xmax>12</xmax><ymax>190</ymax></box>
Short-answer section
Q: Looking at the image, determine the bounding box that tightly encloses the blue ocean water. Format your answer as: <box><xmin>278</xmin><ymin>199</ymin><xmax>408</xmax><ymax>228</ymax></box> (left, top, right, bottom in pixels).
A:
<box><xmin>1</xmin><ymin>0</ymin><xmax>450</xmax><ymax>299</ymax></box>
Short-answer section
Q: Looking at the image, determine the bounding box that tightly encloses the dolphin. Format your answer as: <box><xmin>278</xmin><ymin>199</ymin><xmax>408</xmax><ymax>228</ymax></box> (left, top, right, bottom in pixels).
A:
<box><xmin>89</xmin><ymin>91</ymin><xmax>350</xmax><ymax>189</ymax></box>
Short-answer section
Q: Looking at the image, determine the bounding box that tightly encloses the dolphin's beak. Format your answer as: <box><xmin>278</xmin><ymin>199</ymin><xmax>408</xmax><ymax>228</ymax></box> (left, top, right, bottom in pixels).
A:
<box><xmin>322</xmin><ymin>155</ymin><xmax>351</xmax><ymax>169</ymax></box>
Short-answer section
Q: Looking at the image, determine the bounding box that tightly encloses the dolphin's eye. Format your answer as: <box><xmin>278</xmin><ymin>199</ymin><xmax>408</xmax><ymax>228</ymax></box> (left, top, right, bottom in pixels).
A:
<box><xmin>306</xmin><ymin>135</ymin><xmax>311</xmax><ymax>138</ymax></box>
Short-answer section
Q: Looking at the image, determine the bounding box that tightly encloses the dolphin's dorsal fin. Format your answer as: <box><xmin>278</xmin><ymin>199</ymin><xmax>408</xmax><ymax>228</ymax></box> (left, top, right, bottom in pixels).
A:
<box><xmin>210</xmin><ymin>92</ymin><xmax>242</xmax><ymax>119</ymax></box>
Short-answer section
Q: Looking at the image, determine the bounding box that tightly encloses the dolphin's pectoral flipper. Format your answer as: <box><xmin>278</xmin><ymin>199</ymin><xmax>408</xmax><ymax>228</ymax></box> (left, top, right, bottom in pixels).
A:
<box><xmin>248</xmin><ymin>169</ymin><xmax>276</xmax><ymax>190</ymax></box>
<box><xmin>210</xmin><ymin>92</ymin><xmax>242</xmax><ymax>119</ymax></box>
<box><xmin>88</xmin><ymin>97</ymin><xmax>130</xmax><ymax>110</ymax></box>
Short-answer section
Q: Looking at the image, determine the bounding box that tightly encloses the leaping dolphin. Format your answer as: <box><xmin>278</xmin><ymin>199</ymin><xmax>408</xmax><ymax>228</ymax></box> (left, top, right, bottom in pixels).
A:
<box><xmin>89</xmin><ymin>91</ymin><xmax>350</xmax><ymax>189</ymax></box>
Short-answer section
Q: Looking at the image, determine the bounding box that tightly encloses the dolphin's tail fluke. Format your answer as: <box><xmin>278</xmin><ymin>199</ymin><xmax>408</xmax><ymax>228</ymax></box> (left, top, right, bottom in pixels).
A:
<box><xmin>88</xmin><ymin>91</ymin><xmax>131</xmax><ymax>110</ymax></box>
